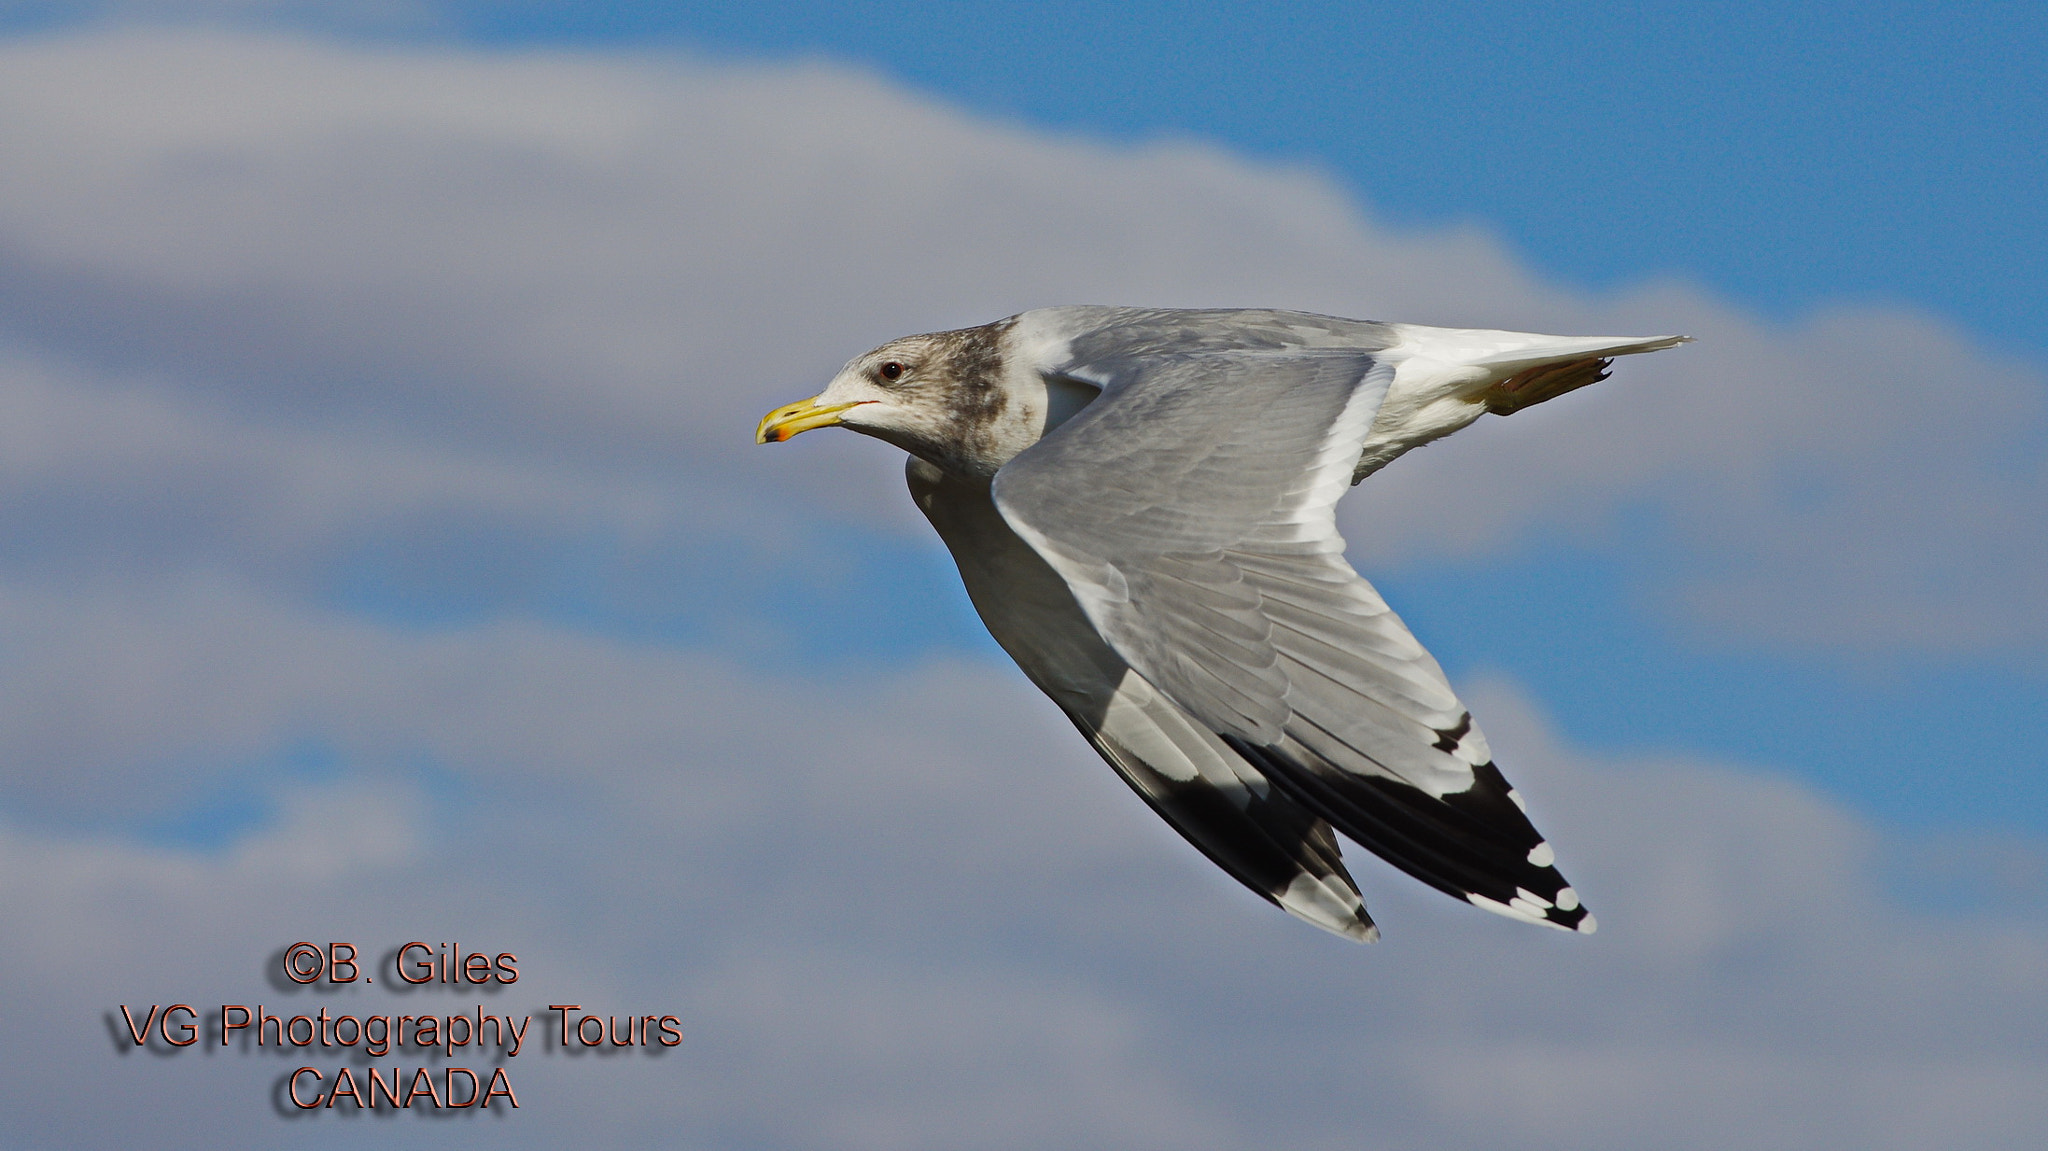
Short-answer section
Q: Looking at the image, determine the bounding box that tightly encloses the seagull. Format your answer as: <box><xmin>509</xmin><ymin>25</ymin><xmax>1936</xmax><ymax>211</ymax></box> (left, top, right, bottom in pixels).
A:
<box><xmin>758</xmin><ymin>306</ymin><xmax>1685</xmax><ymax>941</ymax></box>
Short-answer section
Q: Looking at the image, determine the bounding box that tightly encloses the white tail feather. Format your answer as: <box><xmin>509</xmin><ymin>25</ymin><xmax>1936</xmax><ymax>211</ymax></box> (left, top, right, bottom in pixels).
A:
<box><xmin>1353</xmin><ymin>327</ymin><xmax>1690</xmax><ymax>481</ymax></box>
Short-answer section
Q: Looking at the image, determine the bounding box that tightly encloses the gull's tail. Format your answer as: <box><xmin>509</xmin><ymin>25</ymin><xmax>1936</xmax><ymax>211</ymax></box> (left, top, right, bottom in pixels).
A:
<box><xmin>1467</xmin><ymin>333</ymin><xmax>1691</xmax><ymax>415</ymax></box>
<box><xmin>1353</xmin><ymin>329</ymin><xmax>1690</xmax><ymax>483</ymax></box>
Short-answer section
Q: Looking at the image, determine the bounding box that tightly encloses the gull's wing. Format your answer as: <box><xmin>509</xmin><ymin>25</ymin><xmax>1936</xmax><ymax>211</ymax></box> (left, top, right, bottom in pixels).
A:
<box><xmin>908</xmin><ymin>458</ymin><xmax>1377</xmax><ymax>940</ymax></box>
<box><xmin>991</xmin><ymin>315</ymin><xmax>1594</xmax><ymax>932</ymax></box>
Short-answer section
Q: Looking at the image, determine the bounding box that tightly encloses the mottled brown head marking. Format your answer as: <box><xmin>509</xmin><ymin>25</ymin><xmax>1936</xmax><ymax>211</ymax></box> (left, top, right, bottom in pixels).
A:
<box><xmin>935</xmin><ymin>316</ymin><xmax>1016</xmax><ymax>450</ymax></box>
<box><xmin>862</xmin><ymin>316</ymin><xmax>1015</xmax><ymax>474</ymax></box>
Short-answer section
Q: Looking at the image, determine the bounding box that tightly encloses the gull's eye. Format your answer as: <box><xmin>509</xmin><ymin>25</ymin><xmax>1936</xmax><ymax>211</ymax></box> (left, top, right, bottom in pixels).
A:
<box><xmin>878</xmin><ymin>361</ymin><xmax>906</xmax><ymax>382</ymax></box>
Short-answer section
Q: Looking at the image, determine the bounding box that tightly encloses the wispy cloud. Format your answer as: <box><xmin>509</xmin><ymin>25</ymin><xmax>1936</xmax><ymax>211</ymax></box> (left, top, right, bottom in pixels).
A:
<box><xmin>0</xmin><ymin>30</ymin><xmax>2039</xmax><ymax>655</ymax></box>
<box><xmin>6</xmin><ymin>629</ymin><xmax>2046</xmax><ymax>1147</ymax></box>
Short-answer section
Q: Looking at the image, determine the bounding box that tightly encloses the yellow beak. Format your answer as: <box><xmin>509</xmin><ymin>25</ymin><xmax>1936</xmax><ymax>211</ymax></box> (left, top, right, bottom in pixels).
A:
<box><xmin>755</xmin><ymin>396</ymin><xmax>866</xmax><ymax>444</ymax></box>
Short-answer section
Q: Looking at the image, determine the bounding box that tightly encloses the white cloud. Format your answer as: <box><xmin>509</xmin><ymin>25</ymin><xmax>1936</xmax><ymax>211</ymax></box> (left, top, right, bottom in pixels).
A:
<box><xmin>2</xmin><ymin>603</ymin><xmax>2045</xmax><ymax>1147</ymax></box>
<box><xmin>0</xmin><ymin>29</ymin><xmax>2037</xmax><ymax>653</ymax></box>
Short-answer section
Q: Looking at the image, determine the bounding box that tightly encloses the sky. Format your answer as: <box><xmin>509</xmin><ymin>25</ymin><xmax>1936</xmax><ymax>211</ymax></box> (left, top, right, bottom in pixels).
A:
<box><xmin>0</xmin><ymin>4</ymin><xmax>2043</xmax><ymax>1149</ymax></box>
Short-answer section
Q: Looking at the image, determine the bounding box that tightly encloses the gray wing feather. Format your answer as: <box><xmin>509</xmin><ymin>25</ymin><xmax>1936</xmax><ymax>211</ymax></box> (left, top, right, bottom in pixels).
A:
<box><xmin>1046</xmin><ymin>306</ymin><xmax>1401</xmax><ymax>364</ymax></box>
<box><xmin>990</xmin><ymin>314</ymin><xmax>1593</xmax><ymax>932</ymax></box>
<box><xmin>1078</xmin><ymin>669</ymin><xmax>1377</xmax><ymax>941</ymax></box>
<box><xmin>907</xmin><ymin>457</ymin><xmax>1378</xmax><ymax>941</ymax></box>
<box><xmin>998</xmin><ymin>350</ymin><xmax>1393</xmax><ymax>741</ymax></box>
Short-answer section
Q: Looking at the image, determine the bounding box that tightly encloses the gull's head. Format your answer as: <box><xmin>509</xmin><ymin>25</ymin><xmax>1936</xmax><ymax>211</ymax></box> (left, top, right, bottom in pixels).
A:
<box><xmin>757</xmin><ymin>319</ymin><xmax>1054</xmax><ymax>478</ymax></box>
<box><xmin>755</xmin><ymin>333</ymin><xmax>948</xmax><ymax>446</ymax></box>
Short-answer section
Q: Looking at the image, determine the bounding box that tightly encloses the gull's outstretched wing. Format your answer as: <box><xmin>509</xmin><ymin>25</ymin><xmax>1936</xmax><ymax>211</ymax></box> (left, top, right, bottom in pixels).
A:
<box><xmin>909</xmin><ymin>458</ymin><xmax>1377</xmax><ymax>941</ymax></box>
<box><xmin>991</xmin><ymin>311</ymin><xmax>1594</xmax><ymax>933</ymax></box>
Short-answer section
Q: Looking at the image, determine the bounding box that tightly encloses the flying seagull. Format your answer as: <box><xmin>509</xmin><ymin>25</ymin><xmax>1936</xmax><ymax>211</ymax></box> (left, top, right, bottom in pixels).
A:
<box><xmin>758</xmin><ymin>306</ymin><xmax>1685</xmax><ymax>941</ymax></box>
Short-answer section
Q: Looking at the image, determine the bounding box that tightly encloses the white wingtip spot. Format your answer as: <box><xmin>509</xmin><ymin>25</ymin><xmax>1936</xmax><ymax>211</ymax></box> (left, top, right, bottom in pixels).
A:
<box><xmin>1467</xmin><ymin>891</ymin><xmax>1557</xmax><ymax>929</ymax></box>
<box><xmin>1554</xmin><ymin>886</ymin><xmax>1580</xmax><ymax>912</ymax></box>
<box><xmin>1527</xmin><ymin>841</ymin><xmax>1554</xmax><ymax>868</ymax></box>
<box><xmin>1507</xmin><ymin>788</ymin><xmax>1528</xmax><ymax>813</ymax></box>
<box><xmin>1577</xmin><ymin>914</ymin><xmax>1597</xmax><ymax>934</ymax></box>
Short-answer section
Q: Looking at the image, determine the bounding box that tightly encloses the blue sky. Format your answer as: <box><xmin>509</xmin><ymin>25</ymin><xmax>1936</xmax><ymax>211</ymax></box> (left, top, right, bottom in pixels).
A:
<box><xmin>17</xmin><ymin>1</ymin><xmax>2045</xmax><ymax>356</ymax></box>
<box><xmin>282</xmin><ymin>0</ymin><xmax>2047</xmax><ymax>839</ymax></box>
<box><xmin>1</xmin><ymin>7</ymin><xmax>2045</xmax><ymax>1148</ymax></box>
<box><xmin>389</xmin><ymin>2</ymin><xmax>2048</xmax><ymax>359</ymax></box>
